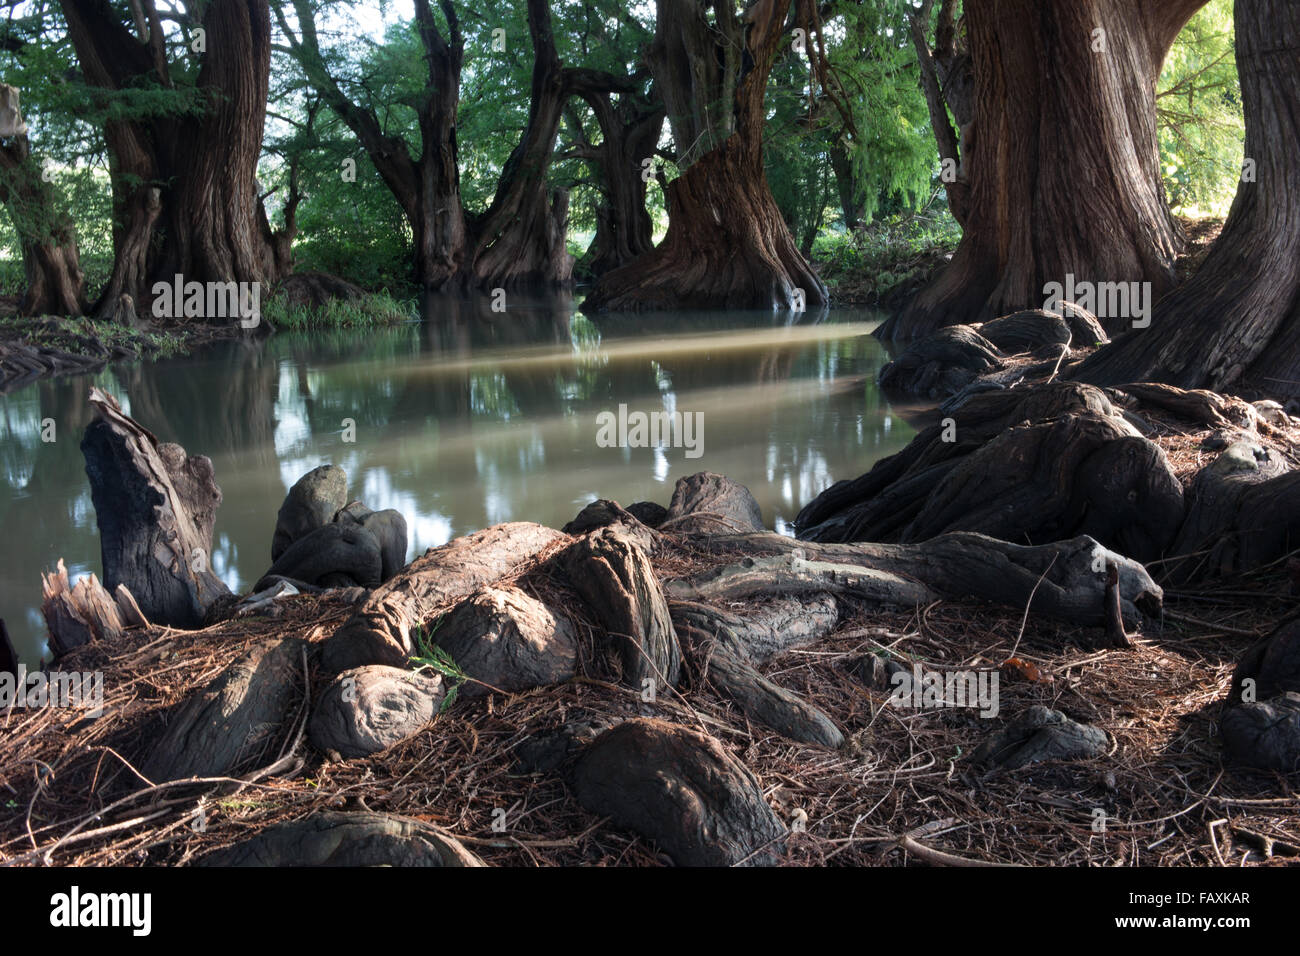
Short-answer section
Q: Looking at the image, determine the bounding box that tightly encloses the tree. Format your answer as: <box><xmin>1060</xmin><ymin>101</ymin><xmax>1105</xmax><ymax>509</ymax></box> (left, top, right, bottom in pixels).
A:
<box><xmin>61</xmin><ymin>0</ymin><xmax>281</xmax><ymax>323</ymax></box>
<box><xmin>0</xmin><ymin>85</ymin><xmax>86</xmax><ymax>316</ymax></box>
<box><xmin>583</xmin><ymin>0</ymin><xmax>837</xmax><ymax>312</ymax></box>
<box><xmin>1073</xmin><ymin>0</ymin><xmax>1300</xmax><ymax>399</ymax></box>
<box><xmin>881</xmin><ymin>0</ymin><xmax>1210</xmax><ymax>340</ymax></box>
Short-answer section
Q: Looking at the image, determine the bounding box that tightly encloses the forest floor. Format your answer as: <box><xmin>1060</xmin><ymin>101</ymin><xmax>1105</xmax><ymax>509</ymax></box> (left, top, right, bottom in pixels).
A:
<box><xmin>4</xmin><ymin>391</ymin><xmax>1298</xmax><ymax>868</ymax></box>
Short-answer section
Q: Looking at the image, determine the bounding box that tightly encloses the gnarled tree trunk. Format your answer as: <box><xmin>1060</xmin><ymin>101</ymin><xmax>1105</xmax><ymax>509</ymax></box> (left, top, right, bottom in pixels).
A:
<box><xmin>63</xmin><ymin>0</ymin><xmax>281</xmax><ymax>323</ymax></box>
<box><xmin>883</xmin><ymin>0</ymin><xmax>1208</xmax><ymax>340</ymax></box>
<box><xmin>0</xmin><ymin>105</ymin><xmax>86</xmax><ymax>317</ymax></box>
<box><xmin>583</xmin><ymin>0</ymin><xmax>827</xmax><ymax>312</ymax></box>
<box><xmin>1073</xmin><ymin>0</ymin><xmax>1300</xmax><ymax>399</ymax></box>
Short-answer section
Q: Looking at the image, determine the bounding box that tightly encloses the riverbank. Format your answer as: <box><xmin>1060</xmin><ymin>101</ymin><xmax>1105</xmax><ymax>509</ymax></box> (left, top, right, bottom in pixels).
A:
<box><xmin>3</xmin><ymin>390</ymin><xmax>1298</xmax><ymax>865</ymax></box>
<box><xmin>0</xmin><ymin>282</ymin><xmax>416</xmax><ymax>394</ymax></box>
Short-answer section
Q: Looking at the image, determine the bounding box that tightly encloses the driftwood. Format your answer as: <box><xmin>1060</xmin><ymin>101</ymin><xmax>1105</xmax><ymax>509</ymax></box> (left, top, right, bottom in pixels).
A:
<box><xmin>199</xmin><ymin>811</ymin><xmax>483</xmax><ymax>867</ymax></box>
<box><xmin>434</xmin><ymin>586</ymin><xmax>579</xmax><ymax>697</ymax></box>
<box><xmin>81</xmin><ymin>387</ymin><xmax>230</xmax><ymax>627</ymax></box>
<box><xmin>677</xmin><ymin>532</ymin><xmax>1162</xmax><ymax>628</ymax></box>
<box><xmin>309</xmin><ymin>666</ymin><xmax>444</xmax><ymax>759</ymax></box>
<box><xmin>321</xmin><ymin>522</ymin><xmax>569</xmax><ymax>674</ymax></box>
<box><xmin>560</xmin><ymin>527</ymin><xmax>681</xmax><ymax>690</ymax></box>
<box><xmin>40</xmin><ymin>559</ymin><xmax>125</xmax><ymax>658</ymax></box>
<box><xmin>142</xmin><ymin>639</ymin><xmax>305</xmax><ymax>783</ymax></box>
<box><xmin>569</xmin><ymin>718</ymin><xmax>787</xmax><ymax>866</ymax></box>
<box><xmin>671</xmin><ymin>599</ymin><xmax>843</xmax><ymax>747</ymax></box>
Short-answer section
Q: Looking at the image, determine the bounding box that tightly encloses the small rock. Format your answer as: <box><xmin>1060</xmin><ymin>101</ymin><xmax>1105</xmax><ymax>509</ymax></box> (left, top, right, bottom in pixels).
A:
<box><xmin>972</xmin><ymin>705</ymin><xmax>1108</xmax><ymax>770</ymax></box>
<box><xmin>272</xmin><ymin>464</ymin><xmax>348</xmax><ymax>561</ymax></box>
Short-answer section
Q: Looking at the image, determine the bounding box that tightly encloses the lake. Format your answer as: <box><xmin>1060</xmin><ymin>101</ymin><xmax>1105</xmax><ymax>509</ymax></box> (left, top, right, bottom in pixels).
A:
<box><xmin>0</xmin><ymin>292</ymin><xmax>917</xmax><ymax>664</ymax></box>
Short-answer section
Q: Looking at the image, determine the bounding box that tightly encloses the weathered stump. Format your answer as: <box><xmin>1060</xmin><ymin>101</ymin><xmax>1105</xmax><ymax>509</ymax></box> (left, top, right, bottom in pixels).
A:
<box><xmin>142</xmin><ymin>639</ymin><xmax>304</xmax><ymax>783</ymax></box>
<box><xmin>663</xmin><ymin>472</ymin><xmax>765</xmax><ymax>534</ymax></box>
<box><xmin>40</xmin><ymin>559</ymin><xmax>124</xmax><ymax>657</ymax></box>
<box><xmin>561</xmin><ymin>528</ymin><xmax>681</xmax><ymax>690</ymax></box>
<box><xmin>253</xmin><ymin>522</ymin><xmax>383</xmax><ymax>593</ymax></box>
<box><xmin>321</xmin><ymin>522</ymin><xmax>569</xmax><ymax>674</ymax></box>
<box><xmin>81</xmin><ymin>387</ymin><xmax>231</xmax><ymax>627</ymax></box>
<box><xmin>200</xmin><ymin>811</ymin><xmax>483</xmax><ymax>867</ymax></box>
<box><xmin>309</xmin><ymin>666</ymin><xmax>444</xmax><ymax>758</ymax></box>
<box><xmin>271</xmin><ymin>464</ymin><xmax>348</xmax><ymax>561</ymax></box>
<box><xmin>434</xmin><ymin>586</ymin><xmax>578</xmax><ymax>697</ymax></box>
<box><xmin>569</xmin><ymin>718</ymin><xmax>787</xmax><ymax>866</ymax></box>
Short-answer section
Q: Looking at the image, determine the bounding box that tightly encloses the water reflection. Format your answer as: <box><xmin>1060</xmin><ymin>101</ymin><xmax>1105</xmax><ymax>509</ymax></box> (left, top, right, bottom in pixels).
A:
<box><xmin>0</xmin><ymin>292</ymin><xmax>914</xmax><ymax>664</ymax></box>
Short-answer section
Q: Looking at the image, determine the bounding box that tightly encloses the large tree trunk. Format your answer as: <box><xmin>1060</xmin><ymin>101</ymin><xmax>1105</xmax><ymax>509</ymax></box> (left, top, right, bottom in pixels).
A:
<box><xmin>583</xmin><ymin>0</ymin><xmax>827</xmax><ymax>312</ymax></box>
<box><xmin>466</xmin><ymin>0</ymin><xmax>575</xmax><ymax>288</ymax></box>
<box><xmin>1073</xmin><ymin>0</ymin><xmax>1300</xmax><ymax>399</ymax></box>
<box><xmin>0</xmin><ymin>107</ymin><xmax>86</xmax><ymax>316</ymax></box>
<box><xmin>882</xmin><ymin>0</ymin><xmax>1208</xmax><ymax>340</ymax></box>
<box><xmin>576</xmin><ymin>88</ymin><xmax>664</xmax><ymax>276</ymax></box>
<box><xmin>63</xmin><ymin>0</ymin><xmax>281</xmax><ymax>322</ymax></box>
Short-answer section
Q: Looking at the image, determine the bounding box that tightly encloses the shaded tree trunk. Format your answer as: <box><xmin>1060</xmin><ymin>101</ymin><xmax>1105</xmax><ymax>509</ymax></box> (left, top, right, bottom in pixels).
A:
<box><xmin>467</xmin><ymin>0</ymin><xmax>575</xmax><ymax>288</ymax></box>
<box><xmin>63</xmin><ymin>0</ymin><xmax>280</xmax><ymax>322</ymax></box>
<box><xmin>829</xmin><ymin>142</ymin><xmax>863</xmax><ymax>232</ymax></box>
<box><xmin>0</xmin><ymin>113</ymin><xmax>86</xmax><ymax>316</ymax></box>
<box><xmin>883</xmin><ymin>0</ymin><xmax>1208</xmax><ymax>340</ymax></box>
<box><xmin>583</xmin><ymin>0</ymin><xmax>828</xmax><ymax>312</ymax></box>
<box><xmin>1074</xmin><ymin>0</ymin><xmax>1300</xmax><ymax>399</ymax></box>
<box><xmin>574</xmin><ymin>86</ymin><xmax>664</xmax><ymax>276</ymax></box>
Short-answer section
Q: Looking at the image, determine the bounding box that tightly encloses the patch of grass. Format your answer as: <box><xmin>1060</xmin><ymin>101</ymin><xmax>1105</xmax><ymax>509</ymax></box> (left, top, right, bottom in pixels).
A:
<box><xmin>813</xmin><ymin>211</ymin><xmax>962</xmax><ymax>308</ymax></box>
<box><xmin>0</xmin><ymin>314</ymin><xmax>185</xmax><ymax>359</ymax></box>
<box><xmin>260</xmin><ymin>291</ymin><xmax>417</xmax><ymax>331</ymax></box>
<box><xmin>409</xmin><ymin>617</ymin><xmax>467</xmax><ymax>713</ymax></box>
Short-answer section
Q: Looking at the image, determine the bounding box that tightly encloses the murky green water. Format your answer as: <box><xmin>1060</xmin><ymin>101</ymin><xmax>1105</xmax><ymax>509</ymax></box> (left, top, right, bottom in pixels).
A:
<box><xmin>0</xmin><ymin>293</ymin><xmax>916</xmax><ymax>664</ymax></box>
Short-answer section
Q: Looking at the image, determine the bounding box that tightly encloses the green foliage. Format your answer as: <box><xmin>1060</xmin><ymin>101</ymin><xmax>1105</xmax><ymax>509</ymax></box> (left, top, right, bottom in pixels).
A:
<box><xmin>409</xmin><ymin>618</ymin><xmax>466</xmax><ymax>713</ymax></box>
<box><xmin>813</xmin><ymin>209</ymin><xmax>962</xmax><ymax>304</ymax></box>
<box><xmin>260</xmin><ymin>291</ymin><xmax>417</xmax><ymax>331</ymax></box>
<box><xmin>1158</xmin><ymin>0</ymin><xmax>1243</xmax><ymax>215</ymax></box>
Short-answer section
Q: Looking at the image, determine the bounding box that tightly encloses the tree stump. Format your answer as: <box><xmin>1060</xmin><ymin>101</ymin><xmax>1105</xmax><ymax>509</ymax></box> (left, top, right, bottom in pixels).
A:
<box><xmin>81</xmin><ymin>387</ymin><xmax>230</xmax><ymax>628</ymax></box>
<box><xmin>569</xmin><ymin>718</ymin><xmax>788</xmax><ymax>866</ymax></box>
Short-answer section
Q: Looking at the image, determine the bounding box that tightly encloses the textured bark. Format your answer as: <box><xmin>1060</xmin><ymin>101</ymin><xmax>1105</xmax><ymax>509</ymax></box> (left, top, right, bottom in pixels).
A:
<box><xmin>200</xmin><ymin>812</ymin><xmax>483</xmax><ymax>867</ymax></box>
<box><xmin>63</xmin><ymin>0</ymin><xmax>280</xmax><ymax>320</ymax></box>
<box><xmin>885</xmin><ymin>0</ymin><xmax>1208</xmax><ymax>339</ymax></box>
<box><xmin>320</xmin><ymin>523</ymin><xmax>569</xmax><ymax>674</ymax></box>
<box><xmin>434</xmin><ymin>586</ymin><xmax>578</xmax><ymax>697</ymax></box>
<box><xmin>663</xmin><ymin>472</ymin><xmax>765</xmax><ymax>535</ymax></box>
<box><xmin>569</xmin><ymin>718</ymin><xmax>788</xmax><ymax>866</ymax></box>
<box><xmin>679</xmin><ymin>532</ymin><xmax>1163</xmax><ymax>629</ymax></box>
<box><xmin>574</xmin><ymin>87</ymin><xmax>664</xmax><ymax>276</ymax></box>
<box><xmin>671</xmin><ymin>599</ymin><xmax>844</xmax><ymax>747</ymax></box>
<box><xmin>142</xmin><ymin>639</ymin><xmax>303</xmax><ymax>783</ymax></box>
<box><xmin>561</xmin><ymin>527</ymin><xmax>681</xmax><ymax>690</ymax></box>
<box><xmin>309</xmin><ymin>666</ymin><xmax>445</xmax><ymax>758</ymax></box>
<box><xmin>877</xmin><ymin>325</ymin><xmax>1004</xmax><ymax>400</ymax></box>
<box><xmin>80</xmin><ymin>388</ymin><xmax>231</xmax><ymax>628</ymax></box>
<box><xmin>583</xmin><ymin>0</ymin><xmax>826</xmax><ymax>312</ymax></box>
<box><xmin>1073</xmin><ymin>0</ymin><xmax>1300</xmax><ymax>398</ymax></box>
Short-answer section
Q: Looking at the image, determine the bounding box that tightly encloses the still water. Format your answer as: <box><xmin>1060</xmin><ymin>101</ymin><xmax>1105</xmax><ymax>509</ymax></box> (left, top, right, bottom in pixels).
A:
<box><xmin>0</xmin><ymin>293</ymin><xmax>916</xmax><ymax>664</ymax></box>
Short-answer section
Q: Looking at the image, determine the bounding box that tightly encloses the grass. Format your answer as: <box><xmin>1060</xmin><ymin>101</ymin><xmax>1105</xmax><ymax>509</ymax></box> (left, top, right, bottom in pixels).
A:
<box><xmin>0</xmin><ymin>314</ymin><xmax>185</xmax><ymax>359</ymax></box>
<box><xmin>260</xmin><ymin>291</ymin><xmax>417</xmax><ymax>331</ymax></box>
<box><xmin>813</xmin><ymin>210</ymin><xmax>962</xmax><ymax>309</ymax></box>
